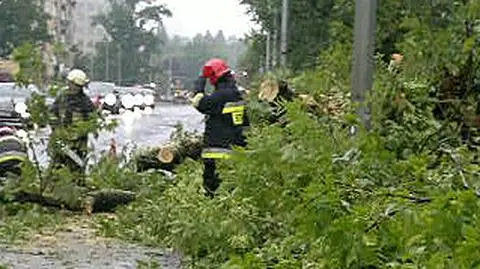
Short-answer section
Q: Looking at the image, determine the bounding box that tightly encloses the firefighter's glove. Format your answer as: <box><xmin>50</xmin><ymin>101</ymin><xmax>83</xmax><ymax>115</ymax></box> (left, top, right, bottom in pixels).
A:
<box><xmin>194</xmin><ymin>77</ymin><xmax>207</xmax><ymax>94</ymax></box>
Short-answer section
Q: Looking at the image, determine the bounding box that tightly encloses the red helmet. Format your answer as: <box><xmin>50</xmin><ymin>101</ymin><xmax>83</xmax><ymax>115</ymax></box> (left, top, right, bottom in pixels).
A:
<box><xmin>202</xmin><ymin>58</ymin><xmax>231</xmax><ymax>85</ymax></box>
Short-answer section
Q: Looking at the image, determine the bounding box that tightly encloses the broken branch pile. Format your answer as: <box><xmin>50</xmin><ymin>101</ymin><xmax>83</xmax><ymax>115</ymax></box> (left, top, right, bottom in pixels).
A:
<box><xmin>258</xmin><ymin>78</ymin><xmax>350</xmax><ymax>120</ymax></box>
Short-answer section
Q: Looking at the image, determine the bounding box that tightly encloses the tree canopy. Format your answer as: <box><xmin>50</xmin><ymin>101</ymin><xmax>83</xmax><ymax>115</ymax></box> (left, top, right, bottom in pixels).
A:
<box><xmin>88</xmin><ymin>0</ymin><xmax>171</xmax><ymax>85</ymax></box>
<box><xmin>159</xmin><ymin>31</ymin><xmax>247</xmax><ymax>89</ymax></box>
<box><xmin>0</xmin><ymin>0</ymin><xmax>50</xmax><ymax>58</ymax></box>
<box><xmin>84</xmin><ymin>1</ymin><xmax>246</xmax><ymax>87</ymax></box>
<box><xmin>239</xmin><ymin>0</ymin><xmax>471</xmax><ymax>74</ymax></box>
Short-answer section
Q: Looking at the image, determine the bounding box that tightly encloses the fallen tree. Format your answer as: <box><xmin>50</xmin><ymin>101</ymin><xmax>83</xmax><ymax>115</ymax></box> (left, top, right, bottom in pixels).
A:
<box><xmin>0</xmin><ymin>187</ymin><xmax>136</xmax><ymax>214</ymax></box>
<box><xmin>133</xmin><ymin>125</ymin><xmax>204</xmax><ymax>172</ymax></box>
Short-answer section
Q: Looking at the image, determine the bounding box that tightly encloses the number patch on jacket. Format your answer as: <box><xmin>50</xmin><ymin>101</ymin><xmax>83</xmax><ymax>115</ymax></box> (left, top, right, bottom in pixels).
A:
<box><xmin>232</xmin><ymin>110</ymin><xmax>244</xmax><ymax>125</ymax></box>
<box><xmin>223</xmin><ymin>102</ymin><xmax>246</xmax><ymax>126</ymax></box>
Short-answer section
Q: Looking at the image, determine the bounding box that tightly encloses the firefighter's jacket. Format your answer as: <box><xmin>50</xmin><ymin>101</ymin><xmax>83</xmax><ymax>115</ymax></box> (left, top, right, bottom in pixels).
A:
<box><xmin>49</xmin><ymin>90</ymin><xmax>96</xmax><ymax>156</ymax></box>
<box><xmin>192</xmin><ymin>77</ymin><xmax>249</xmax><ymax>159</ymax></box>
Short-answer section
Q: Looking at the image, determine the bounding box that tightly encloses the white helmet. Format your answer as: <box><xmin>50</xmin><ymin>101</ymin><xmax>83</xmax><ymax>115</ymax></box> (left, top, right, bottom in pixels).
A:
<box><xmin>67</xmin><ymin>69</ymin><xmax>89</xmax><ymax>86</ymax></box>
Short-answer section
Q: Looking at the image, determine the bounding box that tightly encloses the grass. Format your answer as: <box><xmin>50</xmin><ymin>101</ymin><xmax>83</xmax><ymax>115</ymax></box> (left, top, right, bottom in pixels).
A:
<box><xmin>0</xmin><ymin>203</ymin><xmax>67</xmax><ymax>245</ymax></box>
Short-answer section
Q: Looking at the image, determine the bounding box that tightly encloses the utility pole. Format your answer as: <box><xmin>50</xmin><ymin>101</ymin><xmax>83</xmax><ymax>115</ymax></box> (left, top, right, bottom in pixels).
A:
<box><xmin>266</xmin><ymin>31</ymin><xmax>271</xmax><ymax>71</ymax></box>
<box><xmin>351</xmin><ymin>0</ymin><xmax>378</xmax><ymax>132</ymax></box>
<box><xmin>167</xmin><ymin>57</ymin><xmax>173</xmax><ymax>100</ymax></box>
<box><xmin>117</xmin><ymin>44</ymin><xmax>122</xmax><ymax>85</ymax></box>
<box><xmin>105</xmin><ymin>42</ymin><xmax>109</xmax><ymax>82</ymax></box>
<box><xmin>272</xmin><ymin>8</ymin><xmax>278</xmax><ymax>68</ymax></box>
<box><xmin>90</xmin><ymin>55</ymin><xmax>94</xmax><ymax>80</ymax></box>
<box><xmin>280</xmin><ymin>0</ymin><xmax>289</xmax><ymax>68</ymax></box>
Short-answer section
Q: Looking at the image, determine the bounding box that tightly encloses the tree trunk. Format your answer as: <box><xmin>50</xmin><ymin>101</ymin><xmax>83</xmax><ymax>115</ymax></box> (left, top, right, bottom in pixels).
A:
<box><xmin>258</xmin><ymin>78</ymin><xmax>295</xmax><ymax>103</ymax></box>
<box><xmin>1</xmin><ymin>188</ymin><xmax>136</xmax><ymax>214</ymax></box>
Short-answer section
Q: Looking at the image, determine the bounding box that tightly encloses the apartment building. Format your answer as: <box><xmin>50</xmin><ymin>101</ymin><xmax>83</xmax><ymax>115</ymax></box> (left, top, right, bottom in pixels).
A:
<box><xmin>44</xmin><ymin>0</ymin><xmax>76</xmax><ymax>47</ymax></box>
<box><xmin>72</xmin><ymin>0</ymin><xmax>110</xmax><ymax>54</ymax></box>
<box><xmin>41</xmin><ymin>0</ymin><xmax>109</xmax><ymax>78</ymax></box>
<box><xmin>43</xmin><ymin>0</ymin><xmax>77</xmax><ymax>75</ymax></box>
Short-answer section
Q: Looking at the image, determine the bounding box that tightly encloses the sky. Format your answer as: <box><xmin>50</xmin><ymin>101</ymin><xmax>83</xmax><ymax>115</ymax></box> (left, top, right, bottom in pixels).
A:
<box><xmin>158</xmin><ymin>0</ymin><xmax>258</xmax><ymax>38</ymax></box>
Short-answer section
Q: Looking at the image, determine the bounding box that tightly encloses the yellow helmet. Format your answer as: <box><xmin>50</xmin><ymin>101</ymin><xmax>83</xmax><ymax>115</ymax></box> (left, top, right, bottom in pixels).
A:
<box><xmin>67</xmin><ymin>69</ymin><xmax>89</xmax><ymax>86</ymax></box>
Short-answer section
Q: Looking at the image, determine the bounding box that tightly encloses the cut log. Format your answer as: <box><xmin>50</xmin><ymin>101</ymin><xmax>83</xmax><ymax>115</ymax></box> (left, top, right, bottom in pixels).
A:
<box><xmin>258</xmin><ymin>79</ymin><xmax>279</xmax><ymax>102</ymax></box>
<box><xmin>157</xmin><ymin>142</ymin><xmax>182</xmax><ymax>164</ymax></box>
<box><xmin>83</xmin><ymin>189</ymin><xmax>136</xmax><ymax>214</ymax></box>
<box><xmin>134</xmin><ymin>127</ymin><xmax>204</xmax><ymax>172</ymax></box>
<box><xmin>0</xmin><ymin>188</ymin><xmax>136</xmax><ymax>214</ymax></box>
<box><xmin>258</xmin><ymin>79</ymin><xmax>295</xmax><ymax>103</ymax></box>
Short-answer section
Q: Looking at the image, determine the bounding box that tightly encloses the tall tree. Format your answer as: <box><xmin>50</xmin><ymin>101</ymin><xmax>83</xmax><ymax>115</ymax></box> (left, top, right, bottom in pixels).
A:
<box><xmin>239</xmin><ymin>0</ymin><xmax>464</xmax><ymax>75</ymax></box>
<box><xmin>92</xmin><ymin>0</ymin><xmax>171</xmax><ymax>85</ymax></box>
<box><xmin>0</xmin><ymin>0</ymin><xmax>50</xmax><ymax>57</ymax></box>
<box><xmin>159</xmin><ymin>31</ymin><xmax>247</xmax><ymax>90</ymax></box>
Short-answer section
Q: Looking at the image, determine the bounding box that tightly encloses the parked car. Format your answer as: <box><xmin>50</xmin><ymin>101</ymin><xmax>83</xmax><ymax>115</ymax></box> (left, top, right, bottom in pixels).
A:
<box><xmin>172</xmin><ymin>89</ymin><xmax>190</xmax><ymax>104</ymax></box>
<box><xmin>86</xmin><ymin>81</ymin><xmax>119</xmax><ymax>113</ymax></box>
<box><xmin>0</xmin><ymin>82</ymin><xmax>37</xmax><ymax>108</ymax></box>
<box><xmin>0</xmin><ymin>83</ymin><xmax>35</xmax><ymax>177</ymax></box>
<box><xmin>102</xmin><ymin>88</ymin><xmax>125</xmax><ymax>114</ymax></box>
<box><xmin>0</xmin><ymin>82</ymin><xmax>54</xmax><ymax>127</ymax></box>
<box><xmin>116</xmin><ymin>86</ymin><xmax>137</xmax><ymax>111</ymax></box>
<box><xmin>138</xmin><ymin>88</ymin><xmax>156</xmax><ymax>109</ymax></box>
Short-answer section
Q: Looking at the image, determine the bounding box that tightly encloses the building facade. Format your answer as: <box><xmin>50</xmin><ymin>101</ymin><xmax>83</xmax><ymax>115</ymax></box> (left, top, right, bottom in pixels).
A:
<box><xmin>44</xmin><ymin>0</ymin><xmax>76</xmax><ymax>49</ymax></box>
<box><xmin>72</xmin><ymin>0</ymin><xmax>110</xmax><ymax>54</ymax></box>
<box><xmin>43</xmin><ymin>0</ymin><xmax>77</xmax><ymax>75</ymax></box>
<box><xmin>42</xmin><ymin>0</ymin><xmax>110</xmax><ymax>78</ymax></box>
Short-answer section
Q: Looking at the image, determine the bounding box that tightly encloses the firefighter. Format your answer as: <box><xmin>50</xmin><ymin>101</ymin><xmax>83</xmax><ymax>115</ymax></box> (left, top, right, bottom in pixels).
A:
<box><xmin>191</xmin><ymin>58</ymin><xmax>250</xmax><ymax>197</ymax></box>
<box><xmin>48</xmin><ymin>69</ymin><xmax>96</xmax><ymax>185</ymax></box>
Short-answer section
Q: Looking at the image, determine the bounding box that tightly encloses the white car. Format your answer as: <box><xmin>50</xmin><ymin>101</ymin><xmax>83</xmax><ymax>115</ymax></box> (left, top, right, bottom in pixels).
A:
<box><xmin>138</xmin><ymin>88</ymin><xmax>156</xmax><ymax>109</ymax></box>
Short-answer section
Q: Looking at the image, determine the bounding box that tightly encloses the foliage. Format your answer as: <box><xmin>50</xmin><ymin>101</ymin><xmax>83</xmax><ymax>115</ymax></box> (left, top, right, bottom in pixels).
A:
<box><xmin>237</xmin><ymin>31</ymin><xmax>266</xmax><ymax>77</ymax></box>
<box><xmin>5</xmin><ymin>1</ymin><xmax>480</xmax><ymax>268</ymax></box>
<box><xmin>0</xmin><ymin>202</ymin><xmax>65</xmax><ymax>244</ymax></box>
<box><xmin>11</xmin><ymin>43</ymin><xmax>46</xmax><ymax>88</ymax></box>
<box><xmin>239</xmin><ymin>0</ymin><xmax>342</xmax><ymax>72</ymax></box>
<box><xmin>0</xmin><ymin>0</ymin><xmax>50</xmax><ymax>57</ymax></box>
<box><xmin>239</xmin><ymin>0</ymin><xmax>473</xmax><ymax>76</ymax></box>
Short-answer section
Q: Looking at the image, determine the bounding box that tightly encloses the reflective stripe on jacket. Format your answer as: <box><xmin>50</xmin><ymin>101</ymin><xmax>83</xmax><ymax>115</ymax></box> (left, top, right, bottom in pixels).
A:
<box><xmin>194</xmin><ymin>76</ymin><xmax>250</xmax><ymax>148</ymax></box>
<box><xmin>0</xmin><ymin>135</ymin><xmax>27</xmax><ymax>164</ymax></box>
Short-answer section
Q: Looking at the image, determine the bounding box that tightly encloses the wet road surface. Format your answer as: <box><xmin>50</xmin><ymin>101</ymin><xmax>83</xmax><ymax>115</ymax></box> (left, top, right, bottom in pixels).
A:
<box><xmin>30</xmin><ymin>103</ymin><xmax>205</xmax><ymax>168</ymax></box>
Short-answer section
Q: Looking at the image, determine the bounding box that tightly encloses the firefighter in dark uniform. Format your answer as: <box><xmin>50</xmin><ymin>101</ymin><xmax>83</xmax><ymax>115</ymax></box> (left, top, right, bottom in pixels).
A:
<box><xmin>48</xmin><ymin>69</ymin><xmax>96</xmax><ymax>184</ymax></box>
<box><xmin>191</xmin><ymin>58</ymin><xmax>250</xmax><ymax>197</ymax></box>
